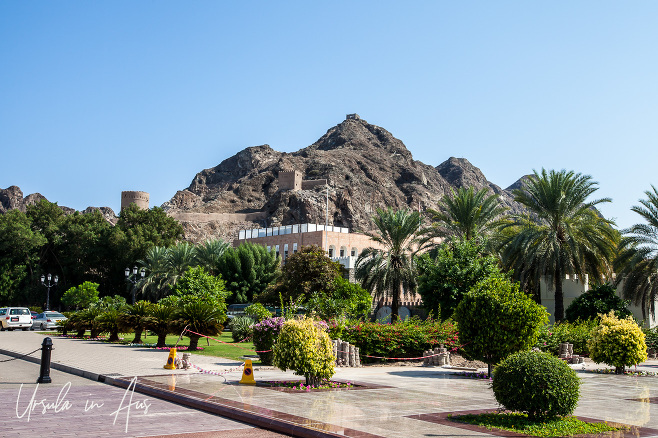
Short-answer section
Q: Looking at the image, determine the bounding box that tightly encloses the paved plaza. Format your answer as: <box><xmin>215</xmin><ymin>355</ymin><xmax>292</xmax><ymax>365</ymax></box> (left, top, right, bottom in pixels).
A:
<box><xmin>2</xmin><ymin>331</ymin><xmax>658</xmax><ymax>437</ymax></box>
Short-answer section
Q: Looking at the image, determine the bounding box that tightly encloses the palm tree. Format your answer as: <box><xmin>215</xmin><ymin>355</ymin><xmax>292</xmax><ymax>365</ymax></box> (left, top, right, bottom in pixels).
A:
<box><xmin>144</xmin><ymin>303</ymin><xmax>175</xmax><ymax>348</ymax></box>
<box><xmin>170</xmin><ymin>301</ymin><xmax>225</xmax><ymax>350</ymax></box>
<box><xmin>137</xmin><ymin>242</ymin><xmax>198</xmax><ymax>301</ymax></box>
<box><xmin>499</xmin><ymin>169</ymin><xmax>617</xmax><ymax>321</ymax></box>
<box><xmin>118</xmin><ymin>300</ymin><xmax>153</xmax><ymax>344</ymax></box>
<box><xmin>194</xmin><ymin>239</ymin><xmax>229</xmax><ymax>275</ymax></box>
<box><xmin>425</xmin><ymin>187</ymin><xmax>507</xmax><ymax>241</ymax></box>
<box><xmin>616</xmin><ymin>186</ymin><xmax>658</xmax><ymax>319</ymax></box>
<box><xmin>355</xmin><ymin>208</ymin><xmax>426</xmax><ymax>322</ymax></box>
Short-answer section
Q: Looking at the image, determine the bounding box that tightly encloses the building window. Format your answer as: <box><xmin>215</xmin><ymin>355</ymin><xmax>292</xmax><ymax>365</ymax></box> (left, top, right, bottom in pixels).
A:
<box><xmin>293</xmin><ymin>243</ymin><xmax>298</xmax><ymax>253</ymax></box>
<box><xmin>340</xmin><ymin>246</ymin><xmax>347</xmax><ymax>257</ymax></box>
<box><xmin>351</xmin><ymin>247</ymin><xmax>357</xmax><ymax>257</ymax></box>
<box><xmin>275</xmin><ymin>245</ymin><xmax>280</xmax><ymax>257</ymax></box>
<box><xmin>328</xmin><ymin>246</ymin><xmax>334</xmax><ymax>258</ymax></box>
<box><xmin>284</xmin><ymin>244</ymin><xmax>289</xmax><ymax>259</ymax></box>
<box><xmin>267</xmin><ymin>246</ymin><xmax>271</xmax><ymax>252</ymax></box>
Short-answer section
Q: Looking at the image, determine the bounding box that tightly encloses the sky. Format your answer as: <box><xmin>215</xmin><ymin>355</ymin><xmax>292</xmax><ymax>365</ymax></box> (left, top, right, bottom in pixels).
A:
<box><xmin>1</xmin><ymin>1</ymin><xmax>657</xmax><ymax>230</ymax></box>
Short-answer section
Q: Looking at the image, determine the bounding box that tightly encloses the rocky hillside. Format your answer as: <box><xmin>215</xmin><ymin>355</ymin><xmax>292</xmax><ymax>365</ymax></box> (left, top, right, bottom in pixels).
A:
<box><xmin>164</xmin><ymin>116</ymin><xmax>526</xmax><ymax>242</ymax></box>
<box><xmin>0</xmin><ymin>186</ymin><xmax>117</xmax><ymax>223</ymax></box>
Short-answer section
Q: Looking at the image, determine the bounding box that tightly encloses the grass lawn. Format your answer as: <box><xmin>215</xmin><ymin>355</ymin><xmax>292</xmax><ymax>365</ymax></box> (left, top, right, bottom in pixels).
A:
<box><xmin>450</xmin><ymin>412</ymin><xmax>624</xmax><ymax>437</ymax></box>
<box><xmin>137</xmin><ymin>331</ymin><xmax>260</xmax><ymax>363</ymax></box>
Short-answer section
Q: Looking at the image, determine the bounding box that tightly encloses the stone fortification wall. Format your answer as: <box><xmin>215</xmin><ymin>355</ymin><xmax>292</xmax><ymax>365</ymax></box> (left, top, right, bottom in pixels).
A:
<box><xmin>301</xmin><ymin>179</ymin><xmax>328</xmax><ymax>190</ymax></box>
<box><xmin>169</xmin><ymin>211</ymin><xmax>267</xmax><ymax>224</ymax></box>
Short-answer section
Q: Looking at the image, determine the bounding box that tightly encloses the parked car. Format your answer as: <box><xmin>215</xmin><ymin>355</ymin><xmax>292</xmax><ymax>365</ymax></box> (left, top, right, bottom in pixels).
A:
<box><xmin>0</xmin><ymin>307</ymin><xmax>33</xmax><ymax>331</ymax></box>
<box><xmin>31</xmin><ymin>311</ymin><xmax>68</xmax><ymax>330</ymax></box>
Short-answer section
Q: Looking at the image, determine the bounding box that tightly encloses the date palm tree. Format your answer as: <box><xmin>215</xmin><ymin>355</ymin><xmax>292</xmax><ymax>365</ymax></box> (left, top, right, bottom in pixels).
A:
<box><xmin>499</xmin><ymin>169</ymin><xmax>617</xmax><ymax>321</ymax></box>
<box><xmin>194</xmin><ymin>239</ymin><xmax>230</xmax><ymax>275</ymax></box>
<box><xmin>355</xmin><ymin>208</ymin><xmax>426</xmax><ymax>322</ymax></box>
<box><xmin>615</xmin><ymin>186</ymin><xmax>658</xmax><ymax>319</ymax></box>
<box><xmin>425</xmin><ymin>186</ymin><xmax>507</xmax><ymax>241</ymax></box>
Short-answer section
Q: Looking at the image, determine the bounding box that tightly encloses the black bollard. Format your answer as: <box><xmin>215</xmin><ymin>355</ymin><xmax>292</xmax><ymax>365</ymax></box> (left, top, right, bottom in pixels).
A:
<box><xmin>37</xmin><ymin>337</ymin><xmax>53</xmax><ymax>384</ymax></box>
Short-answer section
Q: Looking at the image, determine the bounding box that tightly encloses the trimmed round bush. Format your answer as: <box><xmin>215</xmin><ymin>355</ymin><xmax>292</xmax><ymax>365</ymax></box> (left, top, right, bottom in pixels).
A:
<box><xmin>230</xmin><ymin>316</ymin><xmax>255</xmax><ymax>343</ymax></box>
<box><xmin>492</xmin><ymin>351</ymin><xmax>580</xmax><ymax>421</ymax></box>
<box><xmin>588</xmin><ymin>311</ymin><xmax>647</xmax><ymax>374</ymax></box>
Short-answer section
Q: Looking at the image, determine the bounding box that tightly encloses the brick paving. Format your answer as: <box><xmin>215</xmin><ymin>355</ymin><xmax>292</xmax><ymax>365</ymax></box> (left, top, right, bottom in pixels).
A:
<box><xmin>3</xmin><ymin>331</ymin><xmax>658</xmax><ymax>437</ymax></box>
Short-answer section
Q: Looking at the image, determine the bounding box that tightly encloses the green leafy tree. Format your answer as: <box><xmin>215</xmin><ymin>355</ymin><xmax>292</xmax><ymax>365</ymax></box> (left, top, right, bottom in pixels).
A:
<box><xmin>263</xmin><ymin>245</ymin><xmax>339</xmax><ymax>304</ymax></box>
<box><xmin>454</xmin><ymin>276</ymin><xmax>549</xmax><ymax>376</ymax></box>
<box><xmin>61</xmin><ymin>281</ymin><xmax>100</xmax><ymax>310</ymax></box>
<box><xmin>306</xmin><ymin>277</ymin><xmax>372</xmax><ymax>320</ymax></box>
<box><xmin>499</xmin><ymin>169</ymin><xmax>617</xmax><ymax>321</ymax></box>
<box><xmin>173</xmin><ymin>266</ymin><xmax>228</xmax><ymax>310</ymax></box>
<box><xmin>424</xmin><ymin>186</ymin><xmax>506</xmax><ymax>241</ymax></box>
<box><xmin>565</xmin><ymin>283</ymin><xmax>631</xmax><ymax>322</ymax></box>
<box><xmin>0</xmin><ymin>209</ymin><xmax>46</xmax><ymax>304</ymax></box>
<box><xmin>217</xmin><ymin>242</ymin><xmax>280</xmax><ymax>304</ymax></box>
<box><xmin>616</xmin><ymin>186</ymin><xmax>658</xmax><ymax>319</ymax></box>
<box><xmin>417</xmin><ymin>238</ymin><xmax>506</xmax><ymax>320</ymax></box>
<box><xmin>355</xmin><ymin>208</ymin><xmax>426</xmax><ymax>322</ymax></box>
<box><xmin>273</xmin><ymin>317</ymin><xmax>335</xmax><ymax>386</ymax></box>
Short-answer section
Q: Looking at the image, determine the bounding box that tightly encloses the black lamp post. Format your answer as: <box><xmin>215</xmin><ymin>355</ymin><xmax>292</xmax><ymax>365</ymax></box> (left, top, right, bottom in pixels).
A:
<box><xmin>40</xmin><ymin>273</ymin><xmax>58</xmax><ymax>311</ymax></box>
<box><xmin>125</xmin><ymin>266</ymin><xmax>145</xmax><ymax>304</ymax></box>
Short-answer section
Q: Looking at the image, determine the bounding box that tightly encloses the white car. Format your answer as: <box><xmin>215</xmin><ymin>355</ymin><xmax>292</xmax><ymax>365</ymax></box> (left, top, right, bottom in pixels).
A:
<box><xmin>31</xmin><ymin>311</ymin><xmax>67</xmax><ymax>330</ymax></box>
<box><xmin>0</xmin><ymin>307</ymin><xmax>33</xmax><ymax>331</ymax></box>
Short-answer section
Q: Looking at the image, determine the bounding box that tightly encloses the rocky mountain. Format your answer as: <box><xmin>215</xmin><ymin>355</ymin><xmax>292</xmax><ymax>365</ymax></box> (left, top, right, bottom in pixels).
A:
<box><xmin>0</xmin><ymin>185</ymin><xmax>117</xmax><ymax>223</ymax></box>
<box><xmin>163</xmin><ymin>115</ymin><xmax>526</xmax><ymax>242</ymax></box>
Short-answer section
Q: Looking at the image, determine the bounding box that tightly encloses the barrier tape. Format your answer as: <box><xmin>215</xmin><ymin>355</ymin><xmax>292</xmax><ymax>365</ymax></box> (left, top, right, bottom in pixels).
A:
<box><xmin>189</xmin><ymin>362</ymin><xmax>245</xmax><ymax>376</ymax></box>
<box><xmin>183</xmin><ymin>328</ymin><xmax>465</xmax><ymax>361</ymax></box>
<box><xmin>183</xmin><ymin>328</ymin><xmax>272</xmax><ymax>353</ymax></box>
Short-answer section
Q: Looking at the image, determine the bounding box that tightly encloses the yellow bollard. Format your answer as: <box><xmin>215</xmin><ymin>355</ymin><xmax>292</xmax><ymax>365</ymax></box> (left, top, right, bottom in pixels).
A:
<box><xmin>164</xmin><ymin>348</ymin><xmax>177</xmax><ymax>370</ymax></box>
<box><xmin>239</xmin><ymin>359</ymin><xmax>256</xmax><ymax>385</ymax></box>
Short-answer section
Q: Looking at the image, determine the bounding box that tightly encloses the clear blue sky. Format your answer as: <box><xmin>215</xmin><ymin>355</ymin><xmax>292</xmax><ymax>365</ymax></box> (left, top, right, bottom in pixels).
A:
<box><xmin>1</xmin><ymin>1</ymin><xmax>657</xmax><ymax>230</ymax></box>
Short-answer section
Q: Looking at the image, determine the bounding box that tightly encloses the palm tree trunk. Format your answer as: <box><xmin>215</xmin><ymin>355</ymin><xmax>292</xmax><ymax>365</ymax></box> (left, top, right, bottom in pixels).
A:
<box><xmin>188</xmin><ymin>335</ymin><xmax>200</xmax><ymax>351</ymax></box>
<box><xmin>156</xmin><ymin>332</ymin><xmax>167</xmax><ymax>348</ymax></box>
<box><xmin>391</xmin><ymin>284</ymin><xmax>400</xmax><ymax>323</ymax></box>
<box><xmin>132</xmin><ymin>328</ymin><xmax>143</xmax><ymax>344</ymax></box>
<box><xmin>554</xmin><ymin>266</ymin><xmax>564</xmax><ymax>322</ymax></box>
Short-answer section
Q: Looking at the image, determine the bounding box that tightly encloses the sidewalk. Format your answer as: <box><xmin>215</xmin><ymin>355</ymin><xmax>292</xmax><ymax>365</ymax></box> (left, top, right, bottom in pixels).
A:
<box><xmin>2</xmin><ymin>331</ymin><xmax>658</xmax><ymax>437</ymax></box>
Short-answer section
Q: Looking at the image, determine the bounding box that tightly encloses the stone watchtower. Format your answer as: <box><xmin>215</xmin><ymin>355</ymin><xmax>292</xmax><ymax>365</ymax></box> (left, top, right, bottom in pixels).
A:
<box><xmin>121</xmin><ymin>191</ymin><xmax>150</xmax><ymax>211</ymax></box>
<box><xmin>278</xmin><ymin>170</ymin><xmax>302</xmax><ymax>191</ymax></box>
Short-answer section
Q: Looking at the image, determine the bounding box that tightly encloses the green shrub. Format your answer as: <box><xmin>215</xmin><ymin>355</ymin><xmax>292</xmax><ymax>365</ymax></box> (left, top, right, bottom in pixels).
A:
<box><xmin>273</xmin><ymin>317</ymin><xmax>335</xmax><ymax>386</ymax></box>
<box><xmin>535</xmin><ymin>320</ymin><xmax>597</xmax><ymax>356</ymax></box>
<box><xmin>252</xmin><ymin>316</ymin><xmax>285</xmax><ymax>365</ymax></box>
<box><xmin>245</xmin><ymin>303</ymin><xmax>272</xmax><ymax>322</ymax></box>
<box><xmin>644</xmin><ymin>327</ymin><xmax>658</xmax><ymax>351</ymax></box>
<box><xmin>493</xmin><ymin>351</ymin><xmax>580</xmax><ymax>421</ymax></box>
<box><xmin>588</xmin><ymin>311</ymin><xmax>648</xmax><ymax>373</ymax></box>
<box><xmin>231</xmin><ymin>315</ymin><xmax>255</xmax><ymax>343</ymax></box>
<box><xmin>340</xmin><ymin>317</ymin><xmax>459</xmax><ymax>362</ymax></box>
<box><xmin>454</xmin><ymin>276</ymin><xmax>548</xmax><ymax>375</ymax></box>
<box><xmin>565</xmin><ymin>283</ymin><xmax>631</xmax><ymax>322</ymax></box>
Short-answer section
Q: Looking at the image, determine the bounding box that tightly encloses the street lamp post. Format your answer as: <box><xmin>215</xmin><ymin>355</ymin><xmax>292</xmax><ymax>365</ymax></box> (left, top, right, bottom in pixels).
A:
<box><xmin>40</xmin><ymin>273</ymin><xmax>58</xmax><ymax>311</ymax></box>
<box><xmin>125</xmin><ymin>266</ymin><xmax>145</xmax><ymax>304</ymax></box>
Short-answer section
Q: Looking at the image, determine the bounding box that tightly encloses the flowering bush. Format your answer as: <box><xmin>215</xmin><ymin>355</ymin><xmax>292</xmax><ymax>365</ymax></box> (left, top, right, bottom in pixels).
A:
<box><xmin>273</xmin><ymin>317</ymin><xmax>335</xmax><ymax>386</ymax></box>
<box><xmin>534</xmin><ymin>320</ymin><xmax>597</xmax><ymax>356</ymax></box>
<box><xmin>588</xmin><ymin>311</ymin><xmax>647</xmax><ymax>373</ymax></box>
<box><xmin>340</xmin><ymin>317</ymin><xmax>459</xmax><ymax>362</ymax></box>
<box><xmin>252</xmin><ymin>316</ymin><xmax>285</xmax><ymax>365</ymax></box>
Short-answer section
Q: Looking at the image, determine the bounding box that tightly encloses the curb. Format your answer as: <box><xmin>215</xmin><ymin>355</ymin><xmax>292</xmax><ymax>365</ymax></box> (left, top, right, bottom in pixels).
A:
<box><xmin>0</xmin><ymin>346</ymin><xmax>354</xmax><ymax>438</ymax></box>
